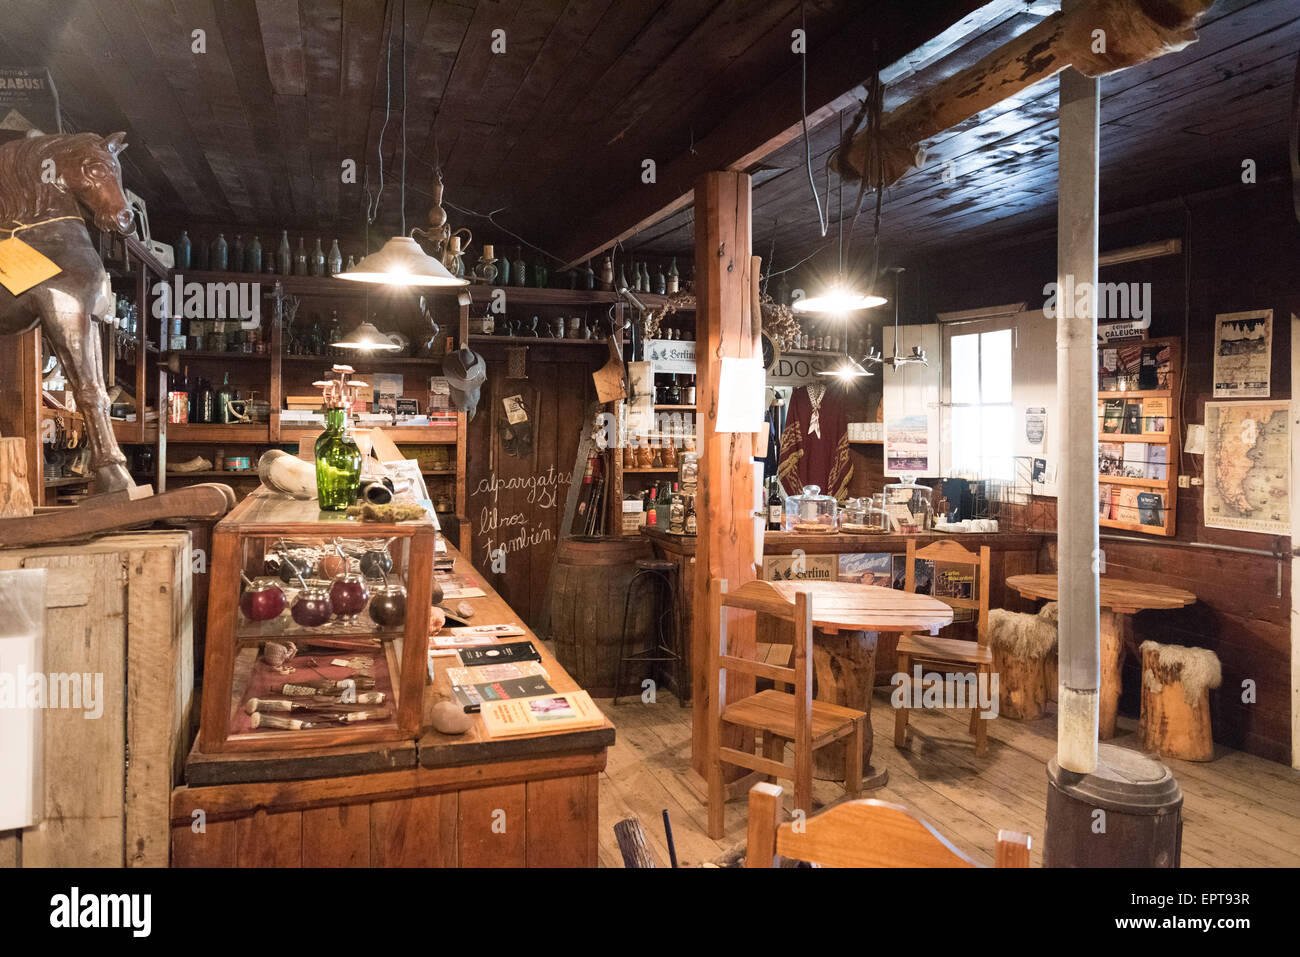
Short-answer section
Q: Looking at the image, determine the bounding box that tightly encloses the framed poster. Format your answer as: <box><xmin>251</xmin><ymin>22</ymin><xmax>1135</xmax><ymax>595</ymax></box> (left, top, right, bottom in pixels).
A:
<box><xmin>1202</xmin><ymin>400</ymin><xmax>1289</xmax><ymax>534</ymax></box>
<box><xmin>1213</xmin><ymin>309</ymin><xmax>1272</xmax><ymax>398</ymax></box>
<box><xmin>761</xmin><ymin>553</ymin><xmax>836</xmax><ymax>582</ymax></box>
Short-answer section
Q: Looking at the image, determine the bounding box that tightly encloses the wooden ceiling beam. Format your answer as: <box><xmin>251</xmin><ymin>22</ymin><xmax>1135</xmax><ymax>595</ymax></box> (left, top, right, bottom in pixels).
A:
<box><xmin>552</xmin><ymin>0</ymin><xmax>1012</xmax><ymax>270</ymax></box>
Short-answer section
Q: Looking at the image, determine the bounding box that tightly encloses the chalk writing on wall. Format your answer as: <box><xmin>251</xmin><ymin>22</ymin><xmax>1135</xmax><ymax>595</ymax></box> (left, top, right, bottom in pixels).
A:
<box><xmin>472</xmin><ymin>466</ymin><xmax>574</xmax><ymax>567</ymax></box>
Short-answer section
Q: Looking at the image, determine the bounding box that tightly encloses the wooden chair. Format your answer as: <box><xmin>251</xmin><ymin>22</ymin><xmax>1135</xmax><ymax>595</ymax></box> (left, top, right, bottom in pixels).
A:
<box><xmin>706</xmin><ymin>578</ymin><xmax>866</xmax><ymax>840</ymax></box>
<box><xmin>746</xmin><ymin>782</ymin><xmax>1031</xmax><ymax>867</ymax></box>
<box><xmin>893</xmin><ymin>539</ymin><xmax>993</xmax><ymax>756</ymax></box>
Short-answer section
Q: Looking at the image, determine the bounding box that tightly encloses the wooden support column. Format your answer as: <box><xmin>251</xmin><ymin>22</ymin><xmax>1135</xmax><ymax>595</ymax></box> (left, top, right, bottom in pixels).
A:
<box><xmin>1055</xmin><ymin>0</ymin><xmax>1101</xmax><ymax>775</ymax></box>
<box><xmin>692</xmin><ymin>171</ymin><xmax>759</xmax><ymax>773</ymax></box>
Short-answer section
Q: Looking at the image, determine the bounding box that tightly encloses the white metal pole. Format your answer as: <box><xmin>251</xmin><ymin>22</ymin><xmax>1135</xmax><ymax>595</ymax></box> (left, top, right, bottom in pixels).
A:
<box><xmin>1055</xmin><ymin>8</ymin><xmax>1101</xmax><ymax>774</ymax></box>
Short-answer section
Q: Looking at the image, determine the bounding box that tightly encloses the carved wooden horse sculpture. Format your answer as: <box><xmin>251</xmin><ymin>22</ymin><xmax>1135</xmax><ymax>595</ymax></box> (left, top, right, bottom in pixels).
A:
<box><xmin>0</xmin><ymin>132</ymin><xmax>137</xmax><ymax>493</ymax></box>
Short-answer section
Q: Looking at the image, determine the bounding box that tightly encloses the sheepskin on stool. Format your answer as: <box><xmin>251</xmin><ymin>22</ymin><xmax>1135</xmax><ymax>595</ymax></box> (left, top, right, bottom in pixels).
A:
<box><xmin>1039</xmin><ymin>602</ymin><xmax>1059</xmax><ymax>700</ymax></box>
<box><xmin>988</xmin><ymin>608</ymin><xmax>1058</xmax><ymax>720</ymax></box>
<box><xmin>1139</xmin><ymin>641</ymin><xmax>1221</xmax><ymax>761</ymax></box>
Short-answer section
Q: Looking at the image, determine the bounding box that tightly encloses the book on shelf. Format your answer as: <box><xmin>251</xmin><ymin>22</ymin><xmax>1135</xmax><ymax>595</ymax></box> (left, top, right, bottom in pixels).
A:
<box><xmin>447</xmin><ymin>663</ymin><xmax>555</xmax><ymax>712</ymax></box>
<box><xmin>455</xmin><ymin>640</ymin><xmax>542</xmax><ymax>666</ymax></box>
<box><xmin>1121</xmin><ymin>400</ymin><xmax>1143</xmax><ymax>434</ymax></box>
<box><xmin>1112</xmin><ymin>487</ymin><xmax>1141</xmax><ymax>524</ymax></box>
<box><xmin>1142</xmin><ymin>396</ymin><xmax>1168</xmax><ymax>433</ymax></box>
<box><xmin>1099</xmin><ymin>483</ymin><xmax>1114</xmax><ymax>520</ymax></box>
<box><xmin>1137</xmin><ymin>491</ymin><xmax>1165</xmax><ymax>527</ymax></box>
<box><xmin>1145</xmin><ymin>444</ymin><xmax>1168</xmax><ymax>481</ymax></box>
<box><xmin>1101</xmin><ymin>399</ymin><xmax>1123</xmax><ymax>434</ymax></box>
<box><xmin>1122</xmin><ymin>442</ymin><xmax>1149</xmax><ymax>479</ymax></box>
<box><xmin>478</xmin><ymin>690</ymin><xmax>605</xmax><ymax>739</ymax></box>
<box><xmin>1098</xmin><ymin>442</ymin><xmax>1124</xmax><ymax>476</ymax></box>
<box><xmin>430</xmin><ymin>623</ymin><xmax>529</xmax><ymax>646</ymax></box>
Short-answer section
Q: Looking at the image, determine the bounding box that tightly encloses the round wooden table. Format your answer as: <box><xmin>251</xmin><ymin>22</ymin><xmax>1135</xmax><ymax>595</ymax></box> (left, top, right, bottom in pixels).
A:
<box><xmin>1004</xmin><ymin>574</ymin><xmax>1196</xmax><ymax>739</ymax></box>
<box><xmin>757</xmin><ymin>581</ymin><xmax>953</xmax><ymax>786</ymax></box>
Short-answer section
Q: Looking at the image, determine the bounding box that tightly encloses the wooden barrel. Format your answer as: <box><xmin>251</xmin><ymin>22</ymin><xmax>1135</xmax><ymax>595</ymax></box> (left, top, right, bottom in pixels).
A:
<box><xmin>548</xmin><ymin>536</ymin><xmax>656</xmax><ymax>697</ymax></box>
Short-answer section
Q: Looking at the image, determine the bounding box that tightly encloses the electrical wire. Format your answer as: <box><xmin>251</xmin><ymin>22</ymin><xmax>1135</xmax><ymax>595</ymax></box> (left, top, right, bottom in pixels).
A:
<box><xmin>368</xmin><ymin>0</ymin><xmax>395</xmax><ymax>225</ymax></box>
<box><xmin>799</xmin><ymin>1</ymin><xmax>828</xmax><ymax>239</ymax></box>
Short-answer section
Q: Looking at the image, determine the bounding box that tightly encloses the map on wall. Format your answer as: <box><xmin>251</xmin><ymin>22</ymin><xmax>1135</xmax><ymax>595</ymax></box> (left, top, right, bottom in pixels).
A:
<box><xmin>1202</xmin><ymin>401</ymin><xmax>1290</xmax><ymax>534</ymax></box>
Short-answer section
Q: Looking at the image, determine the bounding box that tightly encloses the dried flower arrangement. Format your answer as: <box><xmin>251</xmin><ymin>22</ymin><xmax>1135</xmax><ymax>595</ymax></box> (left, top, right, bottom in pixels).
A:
<box><xmin>761</xmin><ymin>295</ymin><xmax>801</xmax><ymax>352</ymax></box>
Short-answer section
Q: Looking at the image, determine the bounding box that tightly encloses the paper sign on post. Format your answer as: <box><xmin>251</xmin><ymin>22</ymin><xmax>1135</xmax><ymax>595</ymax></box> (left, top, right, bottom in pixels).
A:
<box><xmin>715</xmin><ymin>356</ymin><xmax>766</xmax><ymax>433</ymax></box>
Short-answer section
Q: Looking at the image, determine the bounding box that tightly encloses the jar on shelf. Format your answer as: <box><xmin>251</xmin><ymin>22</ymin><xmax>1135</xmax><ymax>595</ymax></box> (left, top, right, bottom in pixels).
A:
<box><xmin>883</xmin><ymin>477</ymin><xmax>934</xmax><ymax>532</ymax></box>
<box><xmin>783</xmin><ymin>484</ymin><xmax>838</xmax><ymax>532</ymax></box>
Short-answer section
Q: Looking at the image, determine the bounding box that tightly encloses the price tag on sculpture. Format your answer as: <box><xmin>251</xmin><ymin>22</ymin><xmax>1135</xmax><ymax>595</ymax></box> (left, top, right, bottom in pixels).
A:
<box><xmin>0</xmin><ymin>236</ymin><xmax>61</xmax><ymax>294</ymax></box>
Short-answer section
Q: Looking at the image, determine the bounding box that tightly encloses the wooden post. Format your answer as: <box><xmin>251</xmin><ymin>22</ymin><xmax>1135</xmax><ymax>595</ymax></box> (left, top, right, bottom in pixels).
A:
<box><xmin>692</xmin><ymin>171</ymin><xmax>759</xmax><ymax>774</ymax></box>
<box><xmin>1055</xmin><ymin>0</ymin><xmax>1101</xmax><ymax>775</ymax></box>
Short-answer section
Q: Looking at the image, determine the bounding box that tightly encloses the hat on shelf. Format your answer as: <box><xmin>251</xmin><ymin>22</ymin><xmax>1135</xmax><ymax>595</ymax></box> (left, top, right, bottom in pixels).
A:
<box><xmin>442</xmin><ymin>347</ymin><xmax>486</xmax><ymax>421</ymax></box>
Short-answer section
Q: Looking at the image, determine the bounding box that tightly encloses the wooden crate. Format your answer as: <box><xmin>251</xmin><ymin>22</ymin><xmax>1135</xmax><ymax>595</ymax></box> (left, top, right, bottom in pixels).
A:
<box><xmin>0</xmin><ymin>531</ymin><xmax>194</xmax><ymax>867</ymax></box>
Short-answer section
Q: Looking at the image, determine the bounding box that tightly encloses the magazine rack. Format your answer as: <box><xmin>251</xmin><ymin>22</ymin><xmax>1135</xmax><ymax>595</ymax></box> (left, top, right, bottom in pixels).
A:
<box><xmin>1096</xmin><ymin>336</ymin><xmax>1181</xmax><ymax>536</ymax></box>
<box><xmin>197</xmin><ymin>487</ymin><xmax>435</xmax><ymax>752</ymax></box>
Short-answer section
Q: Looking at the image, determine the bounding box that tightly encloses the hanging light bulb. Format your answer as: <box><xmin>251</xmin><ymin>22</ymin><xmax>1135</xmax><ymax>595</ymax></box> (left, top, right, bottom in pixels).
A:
<box><xmin>817</xmin><ymin>354</ymin><xmax>874</xmax><ymax>378</ymax></box>
<box><xmin>337</xmin><ymin>0</ymin><xmax>468</xmax><ymax>289</ymax></box>
<box><xmin>334</xmin><ymin>319</ymin><xmax>403</xmax><ymax>351</ymax></box>
<box><xmin>793</xmin><ymin>284</ymin><xmax>887</xmax><ymax>314</ymax></box>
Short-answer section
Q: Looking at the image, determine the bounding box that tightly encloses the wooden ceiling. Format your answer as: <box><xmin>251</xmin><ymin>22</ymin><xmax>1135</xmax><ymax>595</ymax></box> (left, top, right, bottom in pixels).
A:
<box><xmin>637</xmin><ymin>0</ymin><xmax>1300</xmax><ymax>271</ymax></box>
<box><xmin>1</xmin><ymin>1</ymin><xmax>1295</xmax><ymax>271</ymax></box>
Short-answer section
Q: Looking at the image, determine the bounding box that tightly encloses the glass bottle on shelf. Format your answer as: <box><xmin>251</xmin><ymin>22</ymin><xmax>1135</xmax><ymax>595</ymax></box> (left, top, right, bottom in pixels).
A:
<box><xmin>316</xmin><ymin>406</ymin><xmax>362</xmax><ymax>511</ymax></box>
<box><xmin>582</xmin><ymin>259</ymin><xmax>595</xmax><ymax>290</ymax></box>
<box><xmin>685</xmin><ymin>496</ymin><xmax>697</xmax><ymax>535</ymax></box>
<box><xmin>211</xmin><ymin>233</ymin><xmax>228</xmax><ymax>271</ymax></box>
<box><xmin>654</xmin><ymin>263</ymin><xmax>666</xmax><ymax>295</ymax></box>
<box><xmin>294</xmin><ymin>237</ymin><xmax>309</xmax><ymax>276</ymax></box>
<box><xmin>176</xmin><ymin>230</ymin><xmax>192</xmax><ymax>269</ymax></box>
<box><xmin>232</xmin><ymin>235</ymin><xmax>245</xmax><ymax>272</ymax></box>
<box><xmin>247</xmin><ymin>235</ymin><xmax>263</xmax><ymax>273</ymax></box>
<box><xmin>667</xmin><ymin>257</ymin><xmax>680</xmax><ymax>294</ymax></box>
<box><xmin>277</xmin><ymin>231</ymin><xmax>292</xmax><ymax>275</ymax></box>
<box><xmin>767</xmin><ymin>477</ymin><xmax>783</xmax><ymax>530</ymax></box>
<box><xmin>216</xmin><ymin>372</ymin><xmax>233</xmax><ymax>423</ymax></box>
<box><xmin>511</xmin><ymin>246</ymin><xmax>527</xmax><ymax>287</ymax></box>
<box><xmin>328</xmin><ymin>239</ymin><xmax>343</xmax><ymax>275</ymax></box>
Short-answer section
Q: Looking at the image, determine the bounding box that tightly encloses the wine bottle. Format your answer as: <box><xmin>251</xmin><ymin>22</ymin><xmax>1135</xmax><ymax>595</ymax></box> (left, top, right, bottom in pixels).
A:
<box><xmin>277</xmin><ymin>231</ymin><xmax>292</xmax><ymax>275</ymax></box>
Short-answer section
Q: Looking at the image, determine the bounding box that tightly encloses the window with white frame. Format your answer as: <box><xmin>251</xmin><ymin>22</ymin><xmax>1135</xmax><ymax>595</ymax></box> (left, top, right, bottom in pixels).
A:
<box><xmin>947</xmin><ymin>326</ymin><xmax>1014</xmax><ymax>480</ymax></box>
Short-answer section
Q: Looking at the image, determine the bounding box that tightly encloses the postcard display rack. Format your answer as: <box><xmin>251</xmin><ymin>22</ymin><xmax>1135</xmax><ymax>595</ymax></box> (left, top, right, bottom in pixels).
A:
<box><xmin>198</xmin><ymin>488</ymin><xmax>434</xmax><ymax>753</ymax></box>
<box><xmin>1096</xmin><ymin>335</ymin><xmax>1181</xmax><ymax>536</ymax></box>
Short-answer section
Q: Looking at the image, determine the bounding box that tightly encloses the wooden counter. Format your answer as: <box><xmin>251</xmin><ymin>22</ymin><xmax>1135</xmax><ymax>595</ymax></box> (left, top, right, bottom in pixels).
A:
<box><xmin>640</xmin><ymin>526</ymin><xmax>1045</xmax><ymax>691</ymax></box>
<box><xmin>171</xmin><ymin>541</ymin><xmax>613</xmax><ymax>868</ymax></box>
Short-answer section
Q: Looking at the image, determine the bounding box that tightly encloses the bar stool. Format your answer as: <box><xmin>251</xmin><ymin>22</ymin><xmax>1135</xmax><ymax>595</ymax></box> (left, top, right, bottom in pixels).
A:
<box><xmin>614</xmin><ymin>558</ymin><xmax>688</xmax><ymax>707</ymax></box>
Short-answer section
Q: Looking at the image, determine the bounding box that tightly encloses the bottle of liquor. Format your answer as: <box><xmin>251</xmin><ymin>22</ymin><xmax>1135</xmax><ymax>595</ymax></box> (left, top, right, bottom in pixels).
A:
<box><xmin>767</xmin><ymin>477</ymin><xmax>783</xmax><ymax>530</ymax></box>
<box><xmin>655</xmin><ymin>262</ymin><xmax>666</xmax><ymax>295</ymax></box>
<box><xmin>645</xmin><ymin>485</ymin><xmax>658</xmax><ymax>527</ymax></box>
<box><xmin>685</xmin><ymin>496</ymin><xmax>698</xmax><ymax>536</ymax></box>
<box><xmin>278</xmin><ymin>231</ymin><xmax>292</xmax><ymax>275</ymax></box>
<box><xmin>667</xmin><ymin>257</ymin><xmax>680</xmax><ymax>294</ymax></box>
<box><xmin>211</xmin><ymin>233</ymin><xmax>228</xmax><ymax>271</ymax></box>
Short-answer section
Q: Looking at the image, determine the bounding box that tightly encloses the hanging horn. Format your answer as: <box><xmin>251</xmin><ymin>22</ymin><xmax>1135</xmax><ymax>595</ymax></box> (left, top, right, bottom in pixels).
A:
<box><xmin>103</xmin><ymin>131</ymin><xmax>128</xmax><ymax>154</ymax></box>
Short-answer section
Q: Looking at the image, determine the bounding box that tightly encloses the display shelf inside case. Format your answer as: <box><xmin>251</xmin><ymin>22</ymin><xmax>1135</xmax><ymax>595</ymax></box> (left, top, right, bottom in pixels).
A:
<box><xmin>199</xmin><ymin>487</ymin><xmax>435</xmax><ymax>753</ymax></box>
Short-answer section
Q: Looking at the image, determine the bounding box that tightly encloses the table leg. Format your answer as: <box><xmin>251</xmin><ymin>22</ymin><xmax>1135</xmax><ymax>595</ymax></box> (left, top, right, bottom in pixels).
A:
<box><xmin>811</xmin><ymin>629</ymin><xmax>887</xmax><ymax>788</ymax></box>
<box><xmin>1099</xmin><ymin>611</ymin><xmax>1128</xmax><ymax>740</ymax></box>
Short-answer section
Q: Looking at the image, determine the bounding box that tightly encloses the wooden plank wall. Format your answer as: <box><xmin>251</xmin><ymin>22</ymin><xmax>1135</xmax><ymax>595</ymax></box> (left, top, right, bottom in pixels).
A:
<box><xmin>910</xmin><ymin>180</ymin><xmax>1300</xmax><ymax>762</ymax></box>
<box><xmin>465</xmin><ymin>345</ymin><xmax>604</xmax><ymax>629</ymax></box>
<box><xmin>171</xmin><ymin>769</ymin><xmax>599</xmax><ymax>868</ymax></box>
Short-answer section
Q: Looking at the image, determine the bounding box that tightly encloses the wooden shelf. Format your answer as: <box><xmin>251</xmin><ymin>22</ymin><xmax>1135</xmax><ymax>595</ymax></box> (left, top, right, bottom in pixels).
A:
<box><xmin>468</xmin><ymin>335</ymin><xmax>610</xmax><ymax>347</ymax></box>
<box><xmin>44</xmin><ymin>475</ymin><xmax>91</xmax><ymax>488</ymax></box>
<box><xmin>280</xmin><ymin>354</ymin><xmax>445</xmax><ymax>365</ymax></box>
<box><xmin>654</xmin><ymin>404</ymin><xmax>695</xmax><ymax>411</ymax></box>
<box><xmin>1099</xmin><ymin>430</ymin><xmax>1171</xmax><ymax>443</ymax></box>
<box><xmin>164</xmin><ymin>351</ymin><xmax>271</xmax><ymax>361</ymax></box>
<box><xmin>624</xmin><ymin>467</ymin><xmax>679</xmax><ymax>473</ymax></box>
<box><xmin>849</xmin><ymin>439</ymin><xmax>883</xmax><ymax>446</ymax></box>
<box><xmin>166</xmin><ymin>470</ymin><xmax>260</xmax><ymax>478</ymax></box>
<box><xmin>1099</xmin><ymin>474</ymin><xmax>1169</xmax><ymax>488</ymax></box>
<box><xmin>1099</xmin><ymin>389</ymin><xmax>1172</xmax><ymax>399</ymax></box>
<box><xmin>168</xmin><ymin>423</ymin><xmax>271</xmax><ymax>442</ymax></box>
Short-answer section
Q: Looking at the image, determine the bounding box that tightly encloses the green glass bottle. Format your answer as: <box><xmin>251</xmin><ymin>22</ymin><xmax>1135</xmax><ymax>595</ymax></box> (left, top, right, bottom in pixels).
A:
<box><xmin>315</xmin><ymin>407</ymin><xmax>362</xmax><ymax>510</ymax></box>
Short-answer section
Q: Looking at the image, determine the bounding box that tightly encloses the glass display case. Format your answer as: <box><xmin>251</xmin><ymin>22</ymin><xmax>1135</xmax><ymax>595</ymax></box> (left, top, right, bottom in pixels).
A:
<box><xmin>883</xmin><ymin>478</ymin><xmax>934</xmax><ymax>533</ymax></box>
<box><xmin>839</xmin><ymin>495</ymin><xmax>889</xmax><ymax>533</ymax></box>
<box><xmin>198</xmin><ymin>487</ymin><xmax>435</xmax><ymax>753</ymax></box>
<box><xmin>783</xmin><ymin>484</ymin><xmax>838</xmax><ymax>532</ymax></box>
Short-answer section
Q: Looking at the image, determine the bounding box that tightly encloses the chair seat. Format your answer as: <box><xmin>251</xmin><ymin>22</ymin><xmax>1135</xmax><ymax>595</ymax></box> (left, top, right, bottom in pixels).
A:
<box><xmin>722</xmin><ymin>689</ymin><xmax>863</xmax><ymax>745</ymax></box>
<box><xmin>635</xmin><ymin>559</ymin><xmax>676</xmax><ymax>573</ymax></box>
<box><xmin>896</xmin><ymin>633</ymin><xmax>993</xmax><ymax>665</ymax></box>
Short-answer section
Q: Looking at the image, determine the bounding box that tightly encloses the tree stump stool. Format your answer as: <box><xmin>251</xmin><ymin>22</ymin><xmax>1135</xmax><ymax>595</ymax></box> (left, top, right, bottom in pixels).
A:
<box><xmin>1139</xmin><ymin>641</ymin><xmax>1221</xmax><ymax>761</ymax></box>
<box><xmin>988</xmin><ymin>607</ymin><xmax>1057</xmax><ymax>720</ymax></box>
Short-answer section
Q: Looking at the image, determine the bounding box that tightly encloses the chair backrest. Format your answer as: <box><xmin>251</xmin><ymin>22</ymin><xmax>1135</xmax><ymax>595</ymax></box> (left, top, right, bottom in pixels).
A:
<box><xmin>746</xmin><ymin>782</ymin><xmax>1031</xmax><ymax>868</ymax></box>
<box><xmin>708</xmin><ymin>578</ymin><xmax>814</xmax><ymax>747</ymax></box>
<box><xmin>905</xmin><ymin>538</ymin><xmax>991</xmax><ymax>645</ymax></box>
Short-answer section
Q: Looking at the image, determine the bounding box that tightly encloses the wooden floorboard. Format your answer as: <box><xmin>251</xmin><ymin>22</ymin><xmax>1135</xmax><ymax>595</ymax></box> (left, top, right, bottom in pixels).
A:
<box><xmin>594</xmin><ymin>690</ymin><xmax>1300</xmax><ymax>868</ymax></box>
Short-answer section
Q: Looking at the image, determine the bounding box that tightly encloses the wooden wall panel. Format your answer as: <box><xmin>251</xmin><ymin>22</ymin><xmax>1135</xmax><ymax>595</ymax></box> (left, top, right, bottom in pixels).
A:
<box><xmin>236</xmin><ymin>809</ymin><xmax>302</xmax><ymax>868</ymax></box>
<box><xmin>302</xmin><ymin>804</ymin><xmax>371</xmax><ymax>868</ymax></box>
<box><xmin>170</xmin><ymin>818</ymin><xmax>238</xmax><ymax>868</ymax></box>
<box><xmin>458</xmin><ymin>783</ymin><xmax>527</xmax><ymax>867</ymax></box>
<box><xmin>918</xmin><ymin>180</ymin><xmax>1300</xmax><ymax>762</ymax></box>
<box><xmin>525</xmin><ymin>774</ymin><xmax>597</xmax><ymax>868</ymax></box>
<box><xmin>369</xmin><ymin>794</ymin><xmax>458</xmax><ymax>867</ymax></box>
